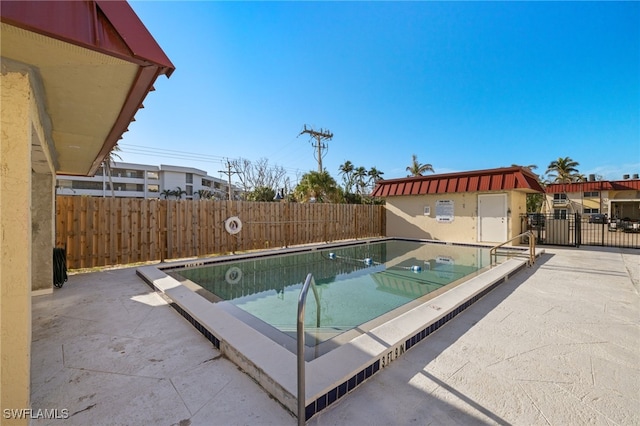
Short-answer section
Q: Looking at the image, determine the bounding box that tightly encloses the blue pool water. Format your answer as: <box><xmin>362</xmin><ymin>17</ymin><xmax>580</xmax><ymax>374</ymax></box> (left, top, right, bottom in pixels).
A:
<box><xmin>171</xmin><ymin>240</ymin><xmax>491</xmax><ymax>348</ymax></box>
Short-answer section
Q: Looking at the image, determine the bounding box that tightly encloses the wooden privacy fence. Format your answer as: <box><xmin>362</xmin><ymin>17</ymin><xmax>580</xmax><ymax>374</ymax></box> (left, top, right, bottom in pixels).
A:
<box><xmin>55</xmin><ymin>196</ymin><xmax>386</xmax><ymax>269</ymax></box>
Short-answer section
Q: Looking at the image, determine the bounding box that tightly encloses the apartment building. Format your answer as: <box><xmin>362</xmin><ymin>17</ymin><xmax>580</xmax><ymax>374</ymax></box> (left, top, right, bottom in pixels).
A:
<box><xmin>543</xmin><ymin>174</ymin><xmax>640</xmax><ymax>220</ymax></box>
<box><xmin>56</xmin><ymin>162</ymin><xmax>241</xmax><ymax>200</ymax></box>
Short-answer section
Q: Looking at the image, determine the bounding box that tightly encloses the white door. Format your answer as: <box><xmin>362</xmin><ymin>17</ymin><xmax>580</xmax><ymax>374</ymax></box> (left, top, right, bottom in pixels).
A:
<box><xmin>478</xmin><ymin>194</ymin><xmax>507</xmax><ymax>243</ymax></box>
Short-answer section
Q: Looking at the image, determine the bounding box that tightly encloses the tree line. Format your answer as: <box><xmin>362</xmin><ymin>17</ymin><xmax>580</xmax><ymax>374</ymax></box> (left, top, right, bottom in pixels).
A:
<box><xmin>102</xmin><ymin>142</ymin><xmax>596</xmax><ymax>209</ymax></box>
<box><xmin>183</xmin><ymin>154</ymin><xmax>435</xmax><ymax>204</ymax></box>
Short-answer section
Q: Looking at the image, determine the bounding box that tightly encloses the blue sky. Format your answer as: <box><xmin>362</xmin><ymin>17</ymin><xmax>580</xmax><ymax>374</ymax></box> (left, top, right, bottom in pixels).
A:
<box><xmin>123</xmin><ymin>1</ymin><xmax>639</xmax><ymax>185</ymax></box>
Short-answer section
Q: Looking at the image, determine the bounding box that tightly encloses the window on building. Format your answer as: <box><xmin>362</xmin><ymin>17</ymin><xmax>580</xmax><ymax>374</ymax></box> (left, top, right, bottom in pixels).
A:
<box><xmin>553</xmin><ymin>194</ymin><xmax>568</xmax><ymax>204</ymax></box>
<box><xmin>148</xmin><ymin>184</ymin><xmax>159</xmax><ymax>193</ymax></box>
<box><xmin>111</xmin><ymin>168</ymin><xmax>143</xmax><ymax>179</ymax></box>
<box><xmin>72</xmin><ymin>181</ymin><xmax>103</xmax><ymax>190</ymax></box>
<box><xmin>111</xmin><ymin>169</ymin><xmax>144</xmax><ymax>179</ymax></box>
<box><xmin>553</xmin><ymin>209</ymin><xmax>568</xmax><ymax>219</ymax></box>
<box><xmin>185</xmin><ymin>186</ymin><xmax>193</xmax><ymax>196</ymax></box>
<box><xmin>186</xmin><ymin>173</ymin><xmax>193</xmax><ymax>184</ymax></box>
<box><xmin>147</xmin><ymin>171</ymin><xmax>159</xmax><ymax>180</ymax></box>
<box><xmin>583</xmin><ymin>191</ymin><xmax>599</xmax><ymax>197</ymax></box>
<box><xmin>584</xmin><ymin>208</ymin><xmax>600</xmax><ymax>214</ymax></box>
<box><xmin>108</xmin><ymin>183</ymin><xmax>144</xmax><ymax>192</ymax></box>
<box><xmin>202</xmin><ymin>179</ymin><xmax>212</xmax><ymax>188</ymax></box>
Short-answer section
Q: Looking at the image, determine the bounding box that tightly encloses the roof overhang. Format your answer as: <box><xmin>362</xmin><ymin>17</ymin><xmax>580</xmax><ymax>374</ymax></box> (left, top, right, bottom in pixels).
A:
<box><xmin>371</xmin><ymin>167</ymin><xmax>545</xmax><ymax>197</ymax></box>
<box><xmin>1</xmin><ymin>0</ymin><xmax>175</xmax><ymax>176</ymax></box>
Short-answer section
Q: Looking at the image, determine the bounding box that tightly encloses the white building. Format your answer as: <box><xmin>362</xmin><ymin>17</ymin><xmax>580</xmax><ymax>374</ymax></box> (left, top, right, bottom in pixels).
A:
<box><xmin>56</xmin><ymin>162</ymin><xmax>242</xmax><ymax>199</ymax></box>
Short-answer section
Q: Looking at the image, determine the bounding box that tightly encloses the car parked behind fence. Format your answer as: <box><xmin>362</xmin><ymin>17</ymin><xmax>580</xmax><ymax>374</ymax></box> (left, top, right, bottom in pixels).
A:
<box><xmin>588</xmin><ymin>213</ymin><xmax>607</xmax><ymax>224</ymax></box>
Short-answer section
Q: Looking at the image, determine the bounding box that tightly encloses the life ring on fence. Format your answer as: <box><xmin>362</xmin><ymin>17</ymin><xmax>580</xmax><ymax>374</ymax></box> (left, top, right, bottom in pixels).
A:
<box><xmin>225</xmin><ymin>266</ymin><xmax>242</xmax><ymax>284</ymax></box>
<box><xmin>224</xmin><ymin>216</ymin><xmax>242</xmax><ymax>234</ymax></box>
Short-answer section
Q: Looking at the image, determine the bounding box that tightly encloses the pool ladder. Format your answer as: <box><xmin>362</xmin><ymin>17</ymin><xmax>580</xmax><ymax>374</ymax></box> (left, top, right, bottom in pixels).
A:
<box><xmin>297</xmin><ymin>273</ymin><xmax>320</xmax><ymax>425</ymax></box>
<box><xmin>490</xmin><ymin>230</ymin><xmax>536</xmax><ymax>266</ymax></box>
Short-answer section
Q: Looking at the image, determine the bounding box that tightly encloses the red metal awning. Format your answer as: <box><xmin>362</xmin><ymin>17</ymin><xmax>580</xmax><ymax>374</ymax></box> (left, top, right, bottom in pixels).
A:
<box><xmin>371</xmin><ymin>167</ymin><xmax>545</xmax><ymax>197</ymax></box>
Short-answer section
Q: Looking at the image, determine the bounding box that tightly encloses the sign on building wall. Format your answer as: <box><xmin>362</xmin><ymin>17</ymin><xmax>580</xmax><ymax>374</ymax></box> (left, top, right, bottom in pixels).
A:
<box><xmin>436</xmin><ymin>200</ymin><xmax>454</xmax><ymax>223</ymax></box>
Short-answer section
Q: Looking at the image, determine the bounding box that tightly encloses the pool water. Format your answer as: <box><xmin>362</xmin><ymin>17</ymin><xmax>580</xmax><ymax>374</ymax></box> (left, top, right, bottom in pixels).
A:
<box><xmin>172</xmin><ymin>240</ymin><xmax>491</xmax><ymax>349</ymax></box>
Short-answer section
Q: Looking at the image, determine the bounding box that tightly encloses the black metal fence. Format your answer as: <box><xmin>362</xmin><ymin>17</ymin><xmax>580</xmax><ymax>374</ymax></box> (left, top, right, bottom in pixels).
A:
<box><xmin>578</xmin><ymin>216</ymin><xmax>640</xmax><ymax>248</ymax></box>
<box><xmin>520</xmin><ymin>214</ymin><xmax>640</xmax><ymax>249</ymax></box>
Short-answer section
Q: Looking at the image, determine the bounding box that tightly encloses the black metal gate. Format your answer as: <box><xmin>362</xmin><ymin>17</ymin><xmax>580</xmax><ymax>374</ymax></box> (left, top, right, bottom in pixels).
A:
<box><xmin>521</xmin><ymin>214</ymin><xmax>639</xmax><ymax>249</ymax></box>
<box><xmin>521</xmin><ymin>213</ymin><xmax>580</xmax><ymax>247</ymax></box>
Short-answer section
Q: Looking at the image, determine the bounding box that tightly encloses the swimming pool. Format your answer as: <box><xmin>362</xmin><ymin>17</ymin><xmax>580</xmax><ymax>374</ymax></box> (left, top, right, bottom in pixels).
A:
<box><xmin>169</xmin><ymin>240</ymin><xmax>490</xmax><ymax>357</ymax></box>
<box><xmin>137</xmin><ymin>238</ymin><xmax>540</xmax><ymax>421</ymax></box>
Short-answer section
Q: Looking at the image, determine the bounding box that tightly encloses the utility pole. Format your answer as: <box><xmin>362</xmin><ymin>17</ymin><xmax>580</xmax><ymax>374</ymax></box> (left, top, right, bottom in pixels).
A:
<box><xmin>218</xmin><ymin>159</ymin><xmax>239</xmax><ymax>201</ymax></box>
<box><xmin>299</xmin><ymin>124</ymin><xmax>333</xmax><ymax>173</ymax></box>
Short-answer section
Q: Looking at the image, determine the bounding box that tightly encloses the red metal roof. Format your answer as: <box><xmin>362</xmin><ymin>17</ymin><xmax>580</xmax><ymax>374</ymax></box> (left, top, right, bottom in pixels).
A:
<box><xmin>1</xmin><ymin>0</ymin><xmax>175</xmax><ymax>175</ymax></box>
<box><xmin>545</xmin><ymin>180</ymin><xmax>640</xmax><ymax>193</ymax></box>
<box><xmin>371</xmin><ymin>167</ymin><xmax>545</xmax><ymax>197</ymax></box>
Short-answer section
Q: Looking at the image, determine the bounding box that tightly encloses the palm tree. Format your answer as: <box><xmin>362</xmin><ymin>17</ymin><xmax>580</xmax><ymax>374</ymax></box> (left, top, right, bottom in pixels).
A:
<box><xmin>247</xmin><ymin>186</ymin><xmax>276</xmax><ymax>202</ymax></box>
<box><xmin>353</xmin><ymin>166</ymin><xmax>368</xmax><ymax>195</ymax></box>
<box><xmin>294</xmin><ymin>171</ymin><xmax>341</xmax><ymax>203</ymax></box>
<box><xmin>406</xmin><ymin>154</ymin><xmax>434</xmax><ymax>177</ymax></box>
<box><xmin>546</xmin><ymin>157</ymin><xmax>580</xmax><ymax>183</ymax></box>
<box><xmin>163</xmin><ymin>187</ymin><xmax>187</xmax><ymax>199</ymax></box>
<box><xmin>102</xmin><ymin>144</ymin><xmax>122</xmax><ymax>198</ymax></box>
<box><xmin>338</xmin><ymin>161</ymin><xmax>355</xmax><ymax>194</ymax></box>
<box><xmin>196</xmin><ymin>189</ymin><xmax>213</xmax><ymax>200</ymax></box>
<box><xmin>173</xmin><ymin>187</ymin><xmax>187</xmax><ymax>199</ymax></box>
<box><xmin>367</xmin><ymin>167</ymin><xmax>384</xmax><ymax>183</ymax></box>
<box><xmin>367</xmin><ymin>167</ymin><xmax>384</xmax><ymax>192</ymax></box>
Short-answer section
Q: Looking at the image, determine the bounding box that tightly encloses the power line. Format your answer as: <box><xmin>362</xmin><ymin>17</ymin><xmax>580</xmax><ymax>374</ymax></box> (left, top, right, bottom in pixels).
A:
<box><xmin>117</xmin><ymin>142</ymin><xmax>306</xmax><ymax>183</ymax></box>
<box><xmin>119</xmin><ymin>143</ymin><xmax>227</xmax><ymax>162</ymax></box>
<box><xmin>119</xmin><ymin>143</ymin><xmax>304</xmax><ymax>174</ymax></box>
<box><xmin>268</xmin><ymin>135</ymin><xmax>308</xmax><ymax>168</ymax></box>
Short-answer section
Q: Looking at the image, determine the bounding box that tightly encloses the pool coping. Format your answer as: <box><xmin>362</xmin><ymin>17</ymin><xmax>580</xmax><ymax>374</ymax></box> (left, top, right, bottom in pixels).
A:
<box><xmin>136</xmin><ymin>238</ymin><xmax>544</xmax><ymax>420</ymax></box>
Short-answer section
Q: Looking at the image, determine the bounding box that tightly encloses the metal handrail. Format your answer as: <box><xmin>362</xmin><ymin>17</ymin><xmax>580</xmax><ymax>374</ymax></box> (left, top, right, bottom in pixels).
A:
<box><xmin>489</xmin><ymin>231</ymin><xmax>536</xmax><ymax>266</ymax></box>
<box><xmin>297</xmin><ymin>273</ymin><xmax>320</xmax><ymax>426</ymax></box>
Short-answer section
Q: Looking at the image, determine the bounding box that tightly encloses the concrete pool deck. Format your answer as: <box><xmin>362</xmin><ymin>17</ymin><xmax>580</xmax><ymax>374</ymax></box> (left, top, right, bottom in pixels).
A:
<box><xmin>31</xmin><ymin>246</ymin><xmax>639</xmax><ymax>425</ymax></box>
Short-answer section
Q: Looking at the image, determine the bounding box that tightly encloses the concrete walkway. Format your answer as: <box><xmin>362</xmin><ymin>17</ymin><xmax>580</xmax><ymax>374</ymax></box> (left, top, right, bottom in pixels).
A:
<box><xmin>31</xmin><ymin>246</ymin><xmax>639</xmax><ymax>425</ymax></box>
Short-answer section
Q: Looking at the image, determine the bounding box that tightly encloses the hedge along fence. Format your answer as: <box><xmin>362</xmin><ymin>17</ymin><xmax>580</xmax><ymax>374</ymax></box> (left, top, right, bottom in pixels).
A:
<box><xmin>55</xmin><ymin>196</ymin><xmax>386</xmax><ymax>269</ymax></box>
